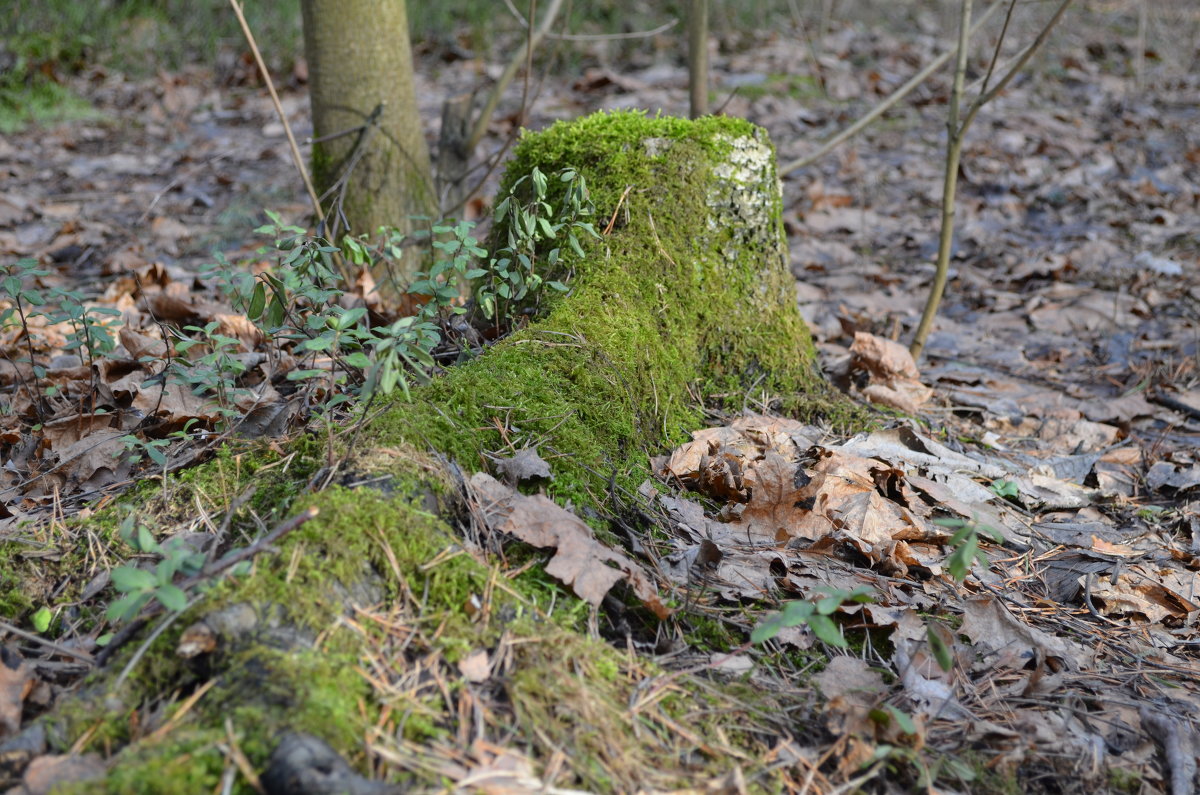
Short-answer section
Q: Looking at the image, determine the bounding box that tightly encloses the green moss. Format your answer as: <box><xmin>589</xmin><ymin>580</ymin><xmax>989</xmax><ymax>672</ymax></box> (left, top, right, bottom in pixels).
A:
<box><xmin>682</xmin><ymin>612</ymin><xmax>744</xmax><ymax>653</ymax></box>
<box><xmin>733</xmin><ymin>73</ymin><xmax>824</xmax><ymax>102</ymax></box>
<box><xmin>1106</xmin><ymin>766</ymin><xmax>1142</xmax><ymax>794</ymax></box>
<box><xmin>0</xmin><ymin>544</ymin><xmax>33</xmax><ymax>617</ymax></box>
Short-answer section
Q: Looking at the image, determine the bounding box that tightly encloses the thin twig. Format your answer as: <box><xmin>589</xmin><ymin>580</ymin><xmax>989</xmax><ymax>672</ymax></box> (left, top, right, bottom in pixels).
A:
<box><xmin>0</xmin><ymin>619</ymin><xmax>95</xmax><ymax>664</ymax></box>
<box><xmin>779</xmin><ymin>0</ymin><xmax>1004</xmax><ymax>177</ymax></box>
<box><xmin>114</xmin><ymin>601</ymin><xmax>193</xmax><ymax>690</ymax></box>
<box><xmin>466</xmin><ymin>0</ymin><xmax>565</xmax><ymax>154</ymax></box>
<box><xmin>227</xmin><ymin>0</ymin><xmax>323</xmax><ymax>225</ymax></box>
<box><xmin>910</xmin><ymin>0</ymin><xmax>1074</xmax><ymax>358</ymax></box>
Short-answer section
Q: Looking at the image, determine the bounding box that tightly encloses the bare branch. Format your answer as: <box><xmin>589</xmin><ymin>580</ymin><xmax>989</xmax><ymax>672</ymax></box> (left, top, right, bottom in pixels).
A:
<box><xmin>780</xmin><ymin>0</ymin><xmax>1004</xmax><ymax>177</ymax></box>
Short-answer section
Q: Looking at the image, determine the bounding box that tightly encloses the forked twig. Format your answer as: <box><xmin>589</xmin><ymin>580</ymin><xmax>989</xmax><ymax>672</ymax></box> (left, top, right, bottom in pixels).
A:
<box><xmin>910</xmin><ymin>0</ymin><xmax>1074</xmax><ymax>359</ymax></box>
<box><xmin>780</xmin><ymin>0</ymin><xmax>1005</xmax><ymax>177</ymax></box>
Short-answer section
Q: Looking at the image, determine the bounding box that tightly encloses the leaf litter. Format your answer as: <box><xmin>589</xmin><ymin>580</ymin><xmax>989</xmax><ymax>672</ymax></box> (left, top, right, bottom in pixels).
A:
<box><xmin>2</xmin><ymin>4</ymin><xmax>1200</xmax><ymax>792</ymax></box>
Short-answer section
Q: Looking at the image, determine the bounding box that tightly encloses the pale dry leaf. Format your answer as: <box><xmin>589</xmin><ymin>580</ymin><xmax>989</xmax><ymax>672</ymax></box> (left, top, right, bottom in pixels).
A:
<box><xmin>813</xmin><ymin>655</ymin><xmax>886</xmax><ymax>738</ymax></box>
<box><xmin>470</xmin><ymin>473</ymin><xmax>668</xmax><ymax>619</ymax></box>
<box><xmin>495</xmin><ymin>447</ymin><xmax>552</xmax><ymax>484</ymax></box>
<box><xmin>960</xmin><ymin>596</ymin><xmax>1092</xmax><ymax>670</ymax></box>
<box><xmin>10</xmin><ymin>753</ymin><xmax>106</xmax><ymax>794</ymax></box>
<box><xmin>861</xmin><ymin>381</ymin><xmax>933</xmax><ymax>413</ymax></box>
<box><xmin>458</xmin><ymin>650</ymin><xmax>491</xmax><ymax>684</ymax></box>
<box><xmin>894</xmin><ymin>641</ymin><xmax>971</xmax><ymax>720</ymax></box>
<box><xmin>850</xmin><ymin>331</ymin><xmax>921</xmax><ymax>382</ymax></box>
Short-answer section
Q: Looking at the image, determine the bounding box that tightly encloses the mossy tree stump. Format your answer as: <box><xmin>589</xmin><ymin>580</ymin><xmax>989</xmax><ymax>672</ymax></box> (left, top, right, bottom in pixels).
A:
<box><xmin>377</xmin><ymin>111</ymin><xmax>833</xmax><ymax>505</ymax></box>
<box><xmin>34</xmin><ymin>112</ymin><xmax>844</xmax><ymax>793</ymax></box>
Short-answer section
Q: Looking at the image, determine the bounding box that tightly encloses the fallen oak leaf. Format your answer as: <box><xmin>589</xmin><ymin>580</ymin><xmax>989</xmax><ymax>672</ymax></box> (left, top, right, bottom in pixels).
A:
<box><xmin>728</xmin><ymin>449</ymin><xmax>812</xmax><ymax>542</ymax></box>
<box><xmin>470</xmin><ymin>473</ymin><xmax>669</xmax><ymax>619</ymax></box>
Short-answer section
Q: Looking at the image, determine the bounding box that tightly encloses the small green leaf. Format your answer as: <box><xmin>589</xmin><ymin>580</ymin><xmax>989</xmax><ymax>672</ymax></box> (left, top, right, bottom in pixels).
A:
<box><xmin>248</xmin><ymin>282</ymin><xmax>267</xmax><ymax>319</ymax></box>
<box><xmin>807</xmin><ymin>613</ymin><xmax>847</xmax><ymax>647</ymax></box>
<box><xmin>287</xmin><ymin>368</ymin><xmax>328</xmax><ymax>381</ymax></box>
<box><xmin>750</xmin><ymin>615</ymin><xmax>784</xmax><ymax>644</ymax></box>
<box><xmin>107</xmin><ymin>592</ymin><xmax>151</xmax><ymax>623</ymax></box>
<box><xmin>989</xmin><ymin>478</ymin><xmax>1019</xmax><ymax>498</ymax></box>
<box><xmin>926</xmin><ymin>624</ymin><xmax>954</xmax><ymax>672</ymax></box>
<box><xmin>815</xmin><ymin>594</ymin><xmax>844</xmax><ymax>615</ymax></box>
<box><xmin>31</xmin><ymin>607</ymin><xmax>52</xmax><ymax>633</ymax></box>
<box><xmin>111</xmin><ymin>567</ymin><xmax>157</xmax><ymax>593</ymax></box>
<box><xmin>137</xmin><ymin>525</ymin><xmax>157</xmax><ymax>553</ymax></box>
<box><xmin>886</xmin><ymin>704</ymin><xmax>917</xmax><ymax>734</ymax></box>
<box><xmin>146</xmin><ymin>445</ymin><xmax>167</xmax><ymax>467</ymax></box>
<box><xmin>302</xmin><ymin>335</ymin><xmax>334</xmax><ymax>352</ymax></box>
<box><xmin>267</xmin><ymin>297</ymin><xmax>286</xmax><ymax>328</ymax></box>
<box><xmin>155</xmin><ymin>583</ymin><xmax>188</xmax><ymax>612</ymax></box>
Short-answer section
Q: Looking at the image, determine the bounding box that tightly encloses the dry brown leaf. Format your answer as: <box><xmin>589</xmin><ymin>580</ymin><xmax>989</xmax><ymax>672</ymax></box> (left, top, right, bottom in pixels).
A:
<box><xmin>215</xmin><ymin>313</ymin><xmax>262</xmax><ymax>351</ymax></box>
<box><xmin>850</xmin><ymin>331</ymin><xmax>921</xmax><ymax>382</ymax></box>
<box><xmin>470</xmin><ymin>473</ymin><xmax>669</xmax><ymax>619</ymax></box>
<box><xmin>729</xmin><ymin>450</ymin><xmax>812</xmax><ymax>542</ymax></box>
<box><xmin>49</xmin><ymin>429</ymin><xmax>129</xmax><ymax>484</ymax></box>
<box><xmin>960</xmin><ymin>596</ymin><xmax>1092</xmax><ymax>670</ymax></box>
<box><xmin>861</xmin><ymin>381</ymin><xmax>933</xmax><ymax>414</ymax></box>
<box><xmin>495</xmin><ymin>448</ymin><xmax>552</xmax><ymax>484</ymax></box>
<box><xmin>850</xmin><ymin>332</ymin><xmax>932</xmax><ymax>411</ymax></box>
<box><xmin>813</xmin><ymin>656</ymin><xmax>886</xmax><ymax>738</ymax></box>
<box><xmin>118</xmin><ymin>326</ymin><xmax>168</xmax><ymax>360</ymax></box>
<box><xmin>1085</xmin><ymin>567</ymin><xmax>1200</xmax><ymax>624</ymax></box>
<box><xmin>0</xmin><ymin>645</ymin><xmax>34</xmax><ymax>739</ymax></box>
<box><xmin>39</xmin><ymin>413</ymin><xmax>116</xmax><ymax>451</ymax></box>
<box><xmin>728</xmin><ymin>413</ymin><xmax>820</xmax><ymax>456</ymax></box>
<box><xmin>8</xmin><ymin>753</ymin><xmax>106</xmax><ymax>794</ymax></box>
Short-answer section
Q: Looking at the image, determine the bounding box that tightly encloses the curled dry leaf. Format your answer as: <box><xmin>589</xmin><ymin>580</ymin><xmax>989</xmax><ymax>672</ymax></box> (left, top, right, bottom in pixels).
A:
<box><xmin>470</xmin><ymin>473</ymin><xmax>669</xmax><ymax>619</ymax></box>
<box><xmin>849</xmin><ymin>331</ymin><xmax>932</xmax><ymax>412</ymax></box>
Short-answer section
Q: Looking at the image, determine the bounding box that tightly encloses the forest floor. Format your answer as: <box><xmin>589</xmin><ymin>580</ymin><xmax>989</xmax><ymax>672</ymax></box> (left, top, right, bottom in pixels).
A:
<box><xmin>1</xmin><ymin>3</ymin><xmax>1199</xmax><ymax>793</ymax></box>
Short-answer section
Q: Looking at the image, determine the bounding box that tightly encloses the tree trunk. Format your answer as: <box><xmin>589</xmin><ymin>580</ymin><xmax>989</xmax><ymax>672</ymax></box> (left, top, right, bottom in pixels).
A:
<box><xmin>300</xmin><ymin>0</ymin><xmax>434</xmax><ymax>287</ymax></box>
